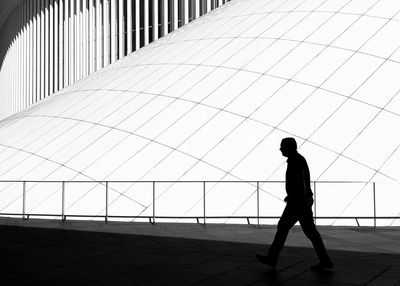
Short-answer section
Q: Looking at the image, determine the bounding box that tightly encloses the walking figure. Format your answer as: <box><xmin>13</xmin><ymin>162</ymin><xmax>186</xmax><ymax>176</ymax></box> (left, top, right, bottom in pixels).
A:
<box><xmin>256</xmin><ymin>137</ymin><xmax>333</xmax><ymax>270</ymax></box>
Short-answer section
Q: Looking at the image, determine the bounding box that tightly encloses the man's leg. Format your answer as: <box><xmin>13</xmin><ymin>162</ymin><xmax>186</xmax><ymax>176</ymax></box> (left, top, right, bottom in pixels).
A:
<box><xmin>299</xmin><ymin>207</ymin><xmax>333</xmax><ymax>268</ymax></box>
<box><xmin>265</xmin><ymin>204</ymin><xmax>298</xmax><ymax>265</ymax></box>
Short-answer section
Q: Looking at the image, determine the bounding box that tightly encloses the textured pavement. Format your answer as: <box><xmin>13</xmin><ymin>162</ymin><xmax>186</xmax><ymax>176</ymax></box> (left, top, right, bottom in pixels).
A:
<box><xmin>0</xmin><ymin>218</ymin><xmax>400</xmax><ymax>285</ymax></box>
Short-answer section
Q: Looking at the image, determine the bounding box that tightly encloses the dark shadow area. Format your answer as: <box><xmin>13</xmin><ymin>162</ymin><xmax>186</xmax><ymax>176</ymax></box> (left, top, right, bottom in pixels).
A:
<box><xmin>1</xmin><ymin>224</ymin><xmax>400</xmax><ymax>285</ymax></box>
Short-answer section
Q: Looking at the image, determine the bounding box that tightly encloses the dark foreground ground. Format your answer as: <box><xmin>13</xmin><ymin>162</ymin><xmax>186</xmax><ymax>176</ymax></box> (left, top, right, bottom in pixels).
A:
<box><xmin>0</xmin><ymin>218</ymin><xmax>400</xmax><ymax>285</ymax></box>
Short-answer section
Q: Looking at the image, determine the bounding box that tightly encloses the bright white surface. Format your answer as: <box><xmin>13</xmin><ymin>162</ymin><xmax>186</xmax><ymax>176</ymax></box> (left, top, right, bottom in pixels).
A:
<box><xmin>0</xmin><ymin>0</ymin><xmax>399</xmax><ymax>226</ymax></box>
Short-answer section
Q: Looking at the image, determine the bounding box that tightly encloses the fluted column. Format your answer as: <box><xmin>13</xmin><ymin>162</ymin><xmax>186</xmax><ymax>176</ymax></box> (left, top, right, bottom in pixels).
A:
<box><xmin>64</xmin><ymin>0</ymin><xmax>69</xmax><ymax>87</ymax></box>
<box><xmin>110</xmin><ymin>0</ymin><xmax>116</xmax><ymax>62</ymax></box>
<box><xmin>59</xmin><ymin>0</ymin><xmax>63</xmax><ymax>90</ymax></box>
<box><xmin>77</xmin><ymin>0</ymin><xmax>82</xmax><ymax>79</ymax></box>
<box><xmin>69</xmin><ymin>0</ymin><xmax>74</xmax><ymax>84</ymax></box>
<box><xmin>11</xmin><ymin>36</ymin><xmax>14</xmax><ymax>110</ymax></box>
<box><xmin>144</xmin><ymin>0</ymin><xmax>149</xmax><ymax>45</ymax></box>
<box><xmin>16</xmin><ymin>6</ymin><xmax>20</xmax><ymax>112</ymax></box>
<box><xmin>127</xmin><ymin>0</ymin><xmax>132</xmax><ymax>53</ymax></box>
<box><xmin>89</xmin><ymin>0</ymin><xmax>95</xmax><ymax>72</ymax></box>
<box><xmin>162</xmin><ymin>0</ymin><xmax>168</xmax><ymax>36</ymax></box>
<box><xmin>28</xmin><ymin>0</ymin><xmax>31</xmax><ymax>107</ymax></box>
<box><xmin>28</xmin><ymin>0</ymin><xmax>32</xmax><ymax>106</ymax></box>
<box><xmin>54</xmin><ymin>0</ymin><xmax>59</xmax><ymax>92</ymax></box>
<box><xmin>19</xmin><ymin>2</ymin><xmax>22</xmax><ymax>109</ymax></box>
<box><xmin>9</xmin><ymin>36</ymin><xmax>13</xmax><ymax>112</ymax></box>
<box><xmin>83</xmin><ymin>0</ymin><xmax>88</xmax><ymax>77</ymax></box>
<box><xmin>49</xmin><ymin>0</ymin><xmax>54</xmax><ymax>94</ymax></box>
<box><xmin>172</xmin><ymin>0</ymin><xmax>178</xmax><ymax>30</ymax></box>
<box><xmin>23</xmin><ymin>1</ymin><xmax>25</xmax><ymax>108</ymax></box>
<box><xmin>135</xmin><ymin>0</ymin><xmax>140</xmax><ymax>49</ymax></box>
<box><xmin>81</xmin><ymin>0</ymin><xmax>84</xmax><ymax>76</ymax></box>
<box><xmin>96</xmin><ymin>0</ymin><xmax>102</xmax><ymax>70</ymax></box>
<box><xmin>45</xmin><ymin>0</ymin><xmax>49</xmax><ymax>97</ymax></box>
<box><xmin>75</xmin><ymin>0</ymin><xmax>79</xmax><ymax>81</ymax></box>
<box><xmin>118</xmin><ymin>0</ymin><xmax>124</xmax><ymax>59</ymax></box>
<box><xmin>14</xmin><ymin>6</ymin><xmax>17</xmax><ymax>111</ymax></box>
<box><xmin>74</xmin><ymin>0</ymin><xmax>79</xmax><ymax>81</ymax></box>
<box><xmin>40</xmin><ymin>0</ymin><xmax>45</xmax><ymax>99</ymax></box>
<box><xmin>195</xmin><ymin>0</ymin><xmax>200</xmax><ymax>18</ymax></box>
<box><xmin>152</xmin><ymin>0</ymin><xmax>158</xmax><ymax>41</ymax></box>
<box><xmin>184</xmin><ymin>0</ymin><xmax>189</xmax><ymax>24</ymax></box>
<box><xmin>33</xmin><ymin>0</ymin><xmax>38</xmax><ymax>101</ymax></box>
<box><xmin>103</xmin><ymin>0</ymin><xmax>110</xmax><ymax>66</ymax></box>
<box><xmin>77</xmin><ymin>0</ymin><xmax>81</xmax><ymax>80</ymax></box>
<box><xmin>22</xmin><ymin>2</ymin><xmax>26</xmax><ymax>109</ymax></box>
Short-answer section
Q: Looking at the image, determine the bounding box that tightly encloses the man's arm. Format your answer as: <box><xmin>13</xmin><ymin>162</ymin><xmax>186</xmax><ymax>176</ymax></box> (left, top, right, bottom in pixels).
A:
<box><xmin>302</xmin><ymin>157</ymin><xmax>314</xmax><ymax>205</ymax></box>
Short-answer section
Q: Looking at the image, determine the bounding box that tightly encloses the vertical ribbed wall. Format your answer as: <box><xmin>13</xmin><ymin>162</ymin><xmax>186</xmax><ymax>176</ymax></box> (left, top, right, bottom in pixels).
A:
<box><xmin>0</xmin><ymin>0</ymin><xmax>231</xmax><ymax>120</ymax></box>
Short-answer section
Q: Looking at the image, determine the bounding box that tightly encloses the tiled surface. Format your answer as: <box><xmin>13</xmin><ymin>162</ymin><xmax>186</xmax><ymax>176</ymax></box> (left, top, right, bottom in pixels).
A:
<box><xmin>1</xmin><ymin>0</ymin><xmax>400</xmax><ymax>225</ymax></box>
<box><xmin>1</xmin><ymin>218</ymin><xmax>400</xmax><ymax>285</ymax></box>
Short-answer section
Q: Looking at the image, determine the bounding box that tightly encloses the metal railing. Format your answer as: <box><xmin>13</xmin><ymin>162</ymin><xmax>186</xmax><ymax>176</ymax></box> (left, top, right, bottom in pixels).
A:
<box><xmin>0</xmin><ymin>180</ymin><xmax>393</xmax><ymax>228</ymax></box>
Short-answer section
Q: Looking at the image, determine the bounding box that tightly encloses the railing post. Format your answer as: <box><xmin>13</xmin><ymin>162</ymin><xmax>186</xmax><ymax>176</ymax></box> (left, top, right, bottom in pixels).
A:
<box><xmin>373</xmin><ymin>182</ymin><xmax>376</xmax><ymax>229</ymax></box>
<box><xmin>152</xmin><ymin>181</ymin><xmax>155</xmax><ymax>225</ymax></box>
<box><xmin>203</xmin><ymin>181</ymin><xmax>206</xmax><ymax>226</ymax></box>
<box><xmin>105</xmin><ymin>182</ymin><xmax>108</xmax><ymax>224</ymax></box>
<box><xmin>22</xmin><ymin>181</ymin><xmax>26</xmax><ymax>220</ymax></box>
<box><xmin>313</xmin><ymin>181</ymin><xmax>317</xmax><ymax>225</ymax></box>
<box><xmin>257</xmin><ymin>181</ymin><xmax>260</xmax><ymax>228</ymax></box>
<box><xmin>61</xmin><ymin>181</ymin><xmax>65</xmax><ymax>222</ymax></box>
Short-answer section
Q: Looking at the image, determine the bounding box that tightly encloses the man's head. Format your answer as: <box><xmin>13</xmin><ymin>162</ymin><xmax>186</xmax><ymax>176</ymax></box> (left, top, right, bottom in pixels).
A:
<box><xmin>280</xmin><ymin>137</ymin><xmax>297</xmax><ymax>158</ymax></box>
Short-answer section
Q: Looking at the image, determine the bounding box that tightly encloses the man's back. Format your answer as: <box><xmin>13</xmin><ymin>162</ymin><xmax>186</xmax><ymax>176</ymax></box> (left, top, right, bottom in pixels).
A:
<box><xmin>285</xmin><ymin>152</ymin><xmax>313</xmax><ymax>203</ymax></box>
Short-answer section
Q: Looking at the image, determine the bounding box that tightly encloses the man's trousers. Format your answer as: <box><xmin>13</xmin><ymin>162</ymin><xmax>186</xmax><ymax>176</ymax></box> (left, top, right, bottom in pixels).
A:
<box><xmin>267</xmin><ymin>201</ymin><xmax>331</xmax><ymax>264</ymax></box>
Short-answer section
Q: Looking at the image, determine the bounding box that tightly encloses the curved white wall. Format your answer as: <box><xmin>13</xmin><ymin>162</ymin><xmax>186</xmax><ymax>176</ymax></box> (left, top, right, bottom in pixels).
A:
<box><xmin>1</xmin><ymin>0</ymin><xmax>400</xmax><ymax>226</ymax></box>
<box><xmin>0</xmin><ymin>0</ymin><xmax>230</xmax><ymax>120</ymax></box>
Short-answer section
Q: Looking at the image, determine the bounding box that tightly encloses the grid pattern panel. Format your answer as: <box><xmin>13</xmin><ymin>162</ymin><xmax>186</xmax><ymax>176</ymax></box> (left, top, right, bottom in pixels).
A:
<box><xmin>0</xmin><ymin>0</ymin><xmax>400</xmax><ymax>226</ymax></box>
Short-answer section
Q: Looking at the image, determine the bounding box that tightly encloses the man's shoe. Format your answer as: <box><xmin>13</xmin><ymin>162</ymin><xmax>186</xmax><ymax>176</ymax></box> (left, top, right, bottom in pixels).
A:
<box><xmin>310</xmin><ymin>261</ymin><xmax>334</xmax><ymax>271</ymax></box>
<box><xmin>256</xmin><ymin>254</ymin><xmax>276</xmax><ymax>268</ymax></box>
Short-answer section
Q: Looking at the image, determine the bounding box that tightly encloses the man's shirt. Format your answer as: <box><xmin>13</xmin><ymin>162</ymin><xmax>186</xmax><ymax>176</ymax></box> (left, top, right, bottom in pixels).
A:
<box><xmin>285</xmin><ymin>152</ymin><xmax>313</xmax><ymax>203</ymax></box>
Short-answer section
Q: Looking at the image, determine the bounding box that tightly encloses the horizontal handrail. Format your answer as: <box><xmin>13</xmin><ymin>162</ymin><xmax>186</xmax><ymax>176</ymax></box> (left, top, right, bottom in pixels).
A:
<box><xmin>0</xmin><ymin>180</ymin><xmax>389</xmax><ymax>228</ymax></box>
<box><xmin>0</xmin><ymin>180</ymin><xmax>375</xmax><ymax>183</ymax></box>
<box><xmin>1</xmin><ymin>214</ymin><xmax>397</xmax><ymax>219</ymax></box>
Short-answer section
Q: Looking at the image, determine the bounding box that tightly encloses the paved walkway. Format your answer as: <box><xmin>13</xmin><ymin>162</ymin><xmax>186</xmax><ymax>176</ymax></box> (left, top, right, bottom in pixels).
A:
<box><xmin>0</xmin><ymin>218</ymin><xmax>399</xmax><ymax>285</ymax></box>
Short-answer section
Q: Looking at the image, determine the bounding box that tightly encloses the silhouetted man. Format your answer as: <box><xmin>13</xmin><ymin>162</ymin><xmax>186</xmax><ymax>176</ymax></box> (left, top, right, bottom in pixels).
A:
<box><xmin>256</xmin><ymin>137</ymin><xmax>333</xmax><ymax>270</ymax></box>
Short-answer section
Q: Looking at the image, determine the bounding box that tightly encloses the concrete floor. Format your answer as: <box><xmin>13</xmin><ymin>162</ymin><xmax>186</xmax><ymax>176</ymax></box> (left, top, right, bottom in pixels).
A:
<box><xmin>1</xmin><ymin>218</ymin><xmax>400</xmax><ymax>285</ymax></box>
